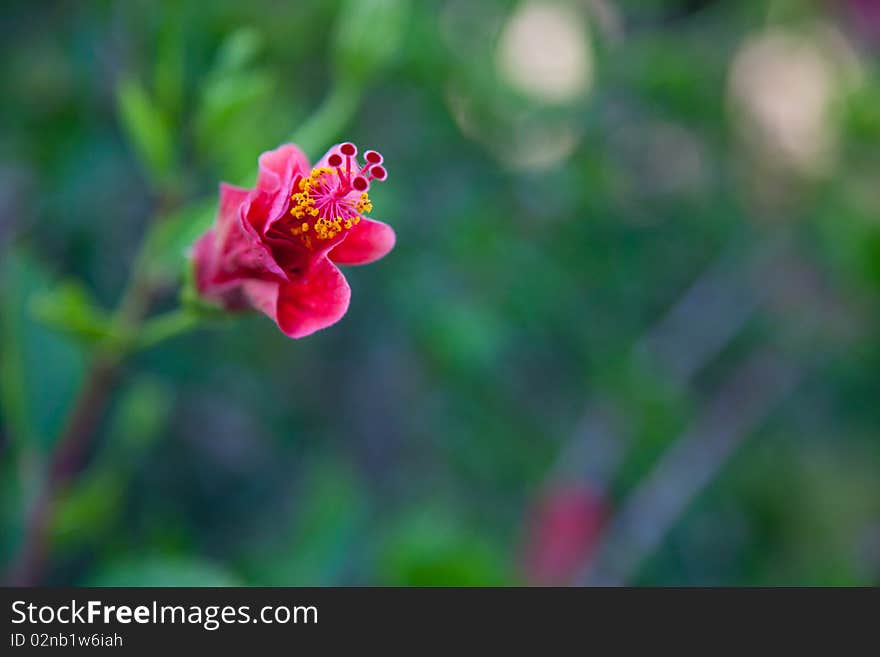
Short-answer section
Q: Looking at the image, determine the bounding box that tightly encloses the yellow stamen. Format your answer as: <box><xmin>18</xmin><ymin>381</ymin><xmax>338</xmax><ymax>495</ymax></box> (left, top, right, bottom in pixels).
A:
<box><xmin>356</xmin><ymin>192</ymin><xmax>373</xmax><ymax>214</ymax></box>
<box><xmin>289</xmin><ymin>167</ymin><xmax>373</xmax><ymax>246</ymax></box>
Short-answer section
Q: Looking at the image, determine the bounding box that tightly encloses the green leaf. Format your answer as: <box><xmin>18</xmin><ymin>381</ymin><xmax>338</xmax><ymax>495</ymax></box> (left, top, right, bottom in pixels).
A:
<box><xmin>30</xmin><ymin>279</ymin><xmax>115</xmax><ymax>345</ymax></box>
<box><xmin>197</xmin><ymin>73</ymin><xmax>274</xmax><ymax>138</ymax></box>
<box><xmin>214</xmin><ymin>27</ymin><xmax>263</xmax><ymax>71</ymax></box>
<box><xmin>116</xmin><ymin>78</ymin><xmax>175</xmax><ymax>184</ymax></box>
<box><xmin>193</xmin><ymin>29</ymin><xmax>278</xmax><ymax>180</ymax></box>
<box><xmin>0</xmin><ymin>248</ymin><xmax>87</xmax><ymax>454</ymax></box>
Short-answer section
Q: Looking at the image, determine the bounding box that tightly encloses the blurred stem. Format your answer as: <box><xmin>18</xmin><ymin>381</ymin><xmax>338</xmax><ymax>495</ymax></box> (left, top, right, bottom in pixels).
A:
<box><xmin>290</xmin><ymin>77</ymin><xmax>363</xmax><ymax>156</ymax></box>
<box><xmin>5</xmin><ymin>237</ymin><xmax>158</xmax><ymax>585</ymax></box>
<box><xmin>580</xmin><ymin>349</ymin><xmax>803</xmax><ymax>586</ymax></box>
<box><xmin>138</xmin><ymin>309</ymin><xmax>201</xmax><ymax>350</ymax></box>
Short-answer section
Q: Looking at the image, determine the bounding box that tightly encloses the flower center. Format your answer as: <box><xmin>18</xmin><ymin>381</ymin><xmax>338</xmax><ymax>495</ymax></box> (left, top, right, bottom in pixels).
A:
<box><xmin>289</xmin><ymin>142</ymin><xmax>387</xmax><ymax>247</ymax></box>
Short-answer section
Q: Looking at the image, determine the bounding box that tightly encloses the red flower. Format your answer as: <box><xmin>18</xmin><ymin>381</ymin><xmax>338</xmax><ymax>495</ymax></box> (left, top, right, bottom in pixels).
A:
<box><xmin>192</xmin><ymin>142</ymin><xmax>395</xmax><ymax>338</ymax></box>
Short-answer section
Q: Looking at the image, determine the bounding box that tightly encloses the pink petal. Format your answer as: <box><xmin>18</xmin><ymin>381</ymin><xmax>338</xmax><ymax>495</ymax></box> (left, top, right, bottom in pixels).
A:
<box><xmin>255</xmin><ymin>144</ymin><xmax>311</xmax><ymax>231</ymax></box>
<box><xmin>256</xmin><ymin>144</ymin><xmax>310</xmax><ymax>194</ymax></box>
<box><xmin>193</xmin><ymin>181</ymin><xmax>293</xmax><ymax>312</ymax></box>
<box><xmin>192</xmin><ymin>228</ymin><xmax>249</xmax><ymax>311</ymax></box>
<box><xmin>216</xmin><ymin>183</ymin><xmax>250</xmax><ymax>238</ymax></box>
<box><xmin>193</xmin><ymin>184</ymin><xmax>253</xmax><ymax>302</ymax></box>
<box><xmin>243</xmin><ymin>258</ymin><xmax>351</xmax><ymax>338</ymax></box>
<box><xmin>192</xmin><ymin>228</ymin><xmax>220</xmax><ymax>294</ymax></box>
<box><xmin>329</xmin><ymin>218</ymin><xmax>396</xmax><ymax>266</ymax></box>
<box><xmin>214</xmin><ymin>186</ymin><xmax>286</xmax><ymax>283</ymax></box>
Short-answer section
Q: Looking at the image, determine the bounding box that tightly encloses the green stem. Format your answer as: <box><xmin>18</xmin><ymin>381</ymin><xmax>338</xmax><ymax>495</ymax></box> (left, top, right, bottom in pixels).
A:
<box><xmin>138</xmin><ymin>309</ymin><xmax>201</xmax><ymax>350</ymax></box>
<box><xmin>4</xmin><ymin>279</ymin><xmax>153</xmax><ymax>585</ymax></box>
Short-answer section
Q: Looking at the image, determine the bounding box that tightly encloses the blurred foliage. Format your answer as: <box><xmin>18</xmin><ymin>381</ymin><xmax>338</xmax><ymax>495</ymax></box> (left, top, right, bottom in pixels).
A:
<box><xmin>1</xmin><ymin>0</ymin><xmax>879</xmax><ymax>586</ymax></box>
<box><xmin>116</xmin><ymin>78</ymin><xmax>176</xmax><ymax>187</ymax></box>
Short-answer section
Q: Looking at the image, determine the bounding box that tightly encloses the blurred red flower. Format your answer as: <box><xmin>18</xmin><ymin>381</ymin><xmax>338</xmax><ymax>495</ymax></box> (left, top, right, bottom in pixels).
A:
<box><xmin>193</xmin><ymin>142</ymin><xmax>395</xmax><ymax>338</ymax></box>
<box><xmin>522</xmin><ymin>481</ymin><xmax>607</xmax><ymax>586</ymax></box>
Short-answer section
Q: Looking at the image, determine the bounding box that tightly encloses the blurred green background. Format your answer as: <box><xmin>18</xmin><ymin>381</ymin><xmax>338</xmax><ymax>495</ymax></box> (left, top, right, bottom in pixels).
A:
<box><xmin>1</xmin><ymin>0</ymin><xmax>879</xmax><ymax>586</ymax></box>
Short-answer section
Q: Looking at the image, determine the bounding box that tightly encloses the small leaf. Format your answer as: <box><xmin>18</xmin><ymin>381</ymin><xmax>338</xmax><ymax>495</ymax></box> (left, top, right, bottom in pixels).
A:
<box><xmin>214</xmin><ymin>27</ymin><xmax>263</xmax><ymax>71</ymax></box>
<box><xmin>116</xmin><ymin>78</ymin><xmax>175</xmax><ymax>184</ymax></box>
<box><xmin>193</xmin><ymin>28</ymin><xmax>277</xmax><ymax>178</ymax></box>
<box><xmin>30</xmin><ymin>279</ymin><xmax>115</xmax><ymax>345</ymax></box>
<box><xmin>194</xmin><ymin>72</ymin><xmax>274</xmax><ymax>153</ymax></box>
<box><xmin>0</xmin><ymin>248</ymin><xmax>87</xmax><ymax>454</ymax></box>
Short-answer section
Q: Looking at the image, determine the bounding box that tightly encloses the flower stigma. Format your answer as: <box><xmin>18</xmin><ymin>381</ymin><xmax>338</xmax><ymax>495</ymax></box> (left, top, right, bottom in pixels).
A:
<box><xmin>289</xmin><ymin>142</ymin><xmax>387</xmax><ymax>247</ymax></box>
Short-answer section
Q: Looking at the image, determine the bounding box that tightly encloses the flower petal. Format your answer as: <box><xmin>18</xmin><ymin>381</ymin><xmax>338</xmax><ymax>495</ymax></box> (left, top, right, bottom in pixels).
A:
<box><xmin>192</xmin><ymin>228</ymin><xmax>221</xmax><ymax>294</ymax></box>
<box><xmin>243</xmin><ymin>258</ymin><xmax>351</xmax><ymax>338</ymax></box>
<box><xmin>192</xmin><ymin>183</ymin><xmax>248</xmax><ymax>291</ymax></box>
<box><xmin>256</xmin><ymin>143</ymin><xmax>310</xmax><ymax>194</ymax></box>
<box><xmin>254</xmin><ymin>144</ymin><xmax>311</xmax><ymax>231</ymax></box>
<box><xmin>204</xmin><ymin>184</ymin><xmax>286</xmax><ymax>284</ymax></box>
<box><xmin>193</xmin><ymin>183</ymin><xmax>255</xmax><ymax>305</ymax></box>
<box><xmin>219</xmin><ymin>183</ymin><xmax>250</xmax><ymax>224</ymax></box>
<box><xmin>329</xmin><ymin>218</ymin><xmax>396</xmax><ymax>266</ymax></box>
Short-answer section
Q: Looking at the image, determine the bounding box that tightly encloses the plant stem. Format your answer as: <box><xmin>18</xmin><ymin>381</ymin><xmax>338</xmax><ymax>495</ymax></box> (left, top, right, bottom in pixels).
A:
<box><xmin>4</xmin><ymin>270</ymin><xmax>155</xmax><ymax>585</ymax></box>
<box><xmin>138</xmin><ymin>308</ymin><xmax>201</xmax><ymax>351</ymax></box>
<box><xmin>579</xmin><ymin>349</ymin><xmax>802</xmax><ymax>585</ymax></box>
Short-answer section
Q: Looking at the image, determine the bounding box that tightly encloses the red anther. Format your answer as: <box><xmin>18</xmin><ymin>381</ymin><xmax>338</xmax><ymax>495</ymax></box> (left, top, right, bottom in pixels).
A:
<box><xmin>352</xmin><ymin>176</ymin><xmax>369</xmax><ymax>191</ymax></box>
<box><xmin>339</xmin><ymin>142</ymin><xmax>357</xmax><ymax>157</ymax></box>
<box><xmin>364</xmin><ymin>150</ymin><xmax>383</xmax><ymax>165</ymax></box>
<box><xmin>328</xmin><ymin>153</ymin><xmax>343</xmax><ymax>167</ymax></box>
<box><xmin>368</xmin><ymin>165</ymin><xmax>387</xmax><ymax>181</ymax></box>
